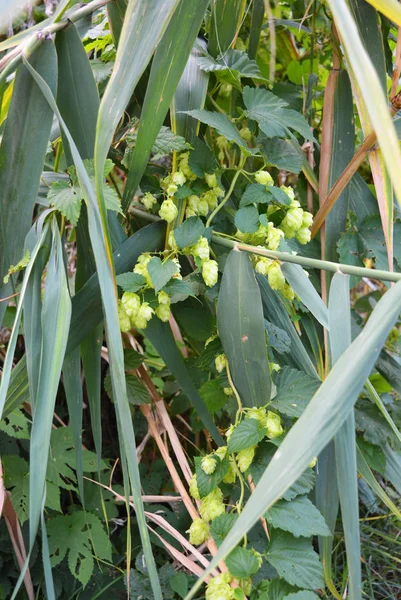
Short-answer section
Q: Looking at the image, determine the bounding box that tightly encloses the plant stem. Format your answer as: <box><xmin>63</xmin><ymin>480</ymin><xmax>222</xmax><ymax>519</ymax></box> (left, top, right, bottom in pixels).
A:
<box><xmin>206</xmin><ymin>159</ymin><xmax>245</xmax><ymax>227</ymax></box>
<box><xmin>212</xmin><ymin>232</ymin><xmax>401</xmax><ymax>283</ymax></box>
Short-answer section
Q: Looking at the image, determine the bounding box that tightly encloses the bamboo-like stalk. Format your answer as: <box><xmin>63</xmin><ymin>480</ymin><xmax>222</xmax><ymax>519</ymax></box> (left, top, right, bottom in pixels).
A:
<box><xmin>212</xmin><ymin>233</ymin><xmax>401</xmax><ymax>282</ymax></box>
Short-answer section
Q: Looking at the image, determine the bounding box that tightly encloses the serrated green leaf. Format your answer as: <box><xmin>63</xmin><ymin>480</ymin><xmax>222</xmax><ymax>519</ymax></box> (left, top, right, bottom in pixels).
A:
<box><xmin>199</xmin><ymin>379</ymin><xmax>228</xmax><ymax>414</ymax></box>
<box><xmin>240</xmin><ymin>184</ymin><xmax>272</xmax><ymax>207</ymax></box>
<box><xmin>269</xmin><ymin>186</ymin><xmax>292</xmax><ymax>207</ymax></box>
<box><xmin>116</xmin><ymin>272</ymin><xmax>146</xmax><ymax>292</ymax></box>
<box><xmin>163</xmin><ymin>279</ymin><xmax>195</xmax><ymax>303</ymax></box>
<box><xmin>260</xmin><ymin>136</ymin><xmax>304</xmax><ymax>173</ymax></box>
<box><xmin>47</xmin><ymin>512</ymin><xmax>112</xmax><ymax>587</ymax></box>
<box><xmin>267</xmin><ymin>532</ymin><xmax>324</xmax><ymax>590</ymax></box>
<box><xmin>218</xmin><ymin>251</ymin><xmax>272</xmax><ymax>407</ymax></box>
<box><xmin>271</xmin><ymin>367</ymin><xmax>321</xmax><ymax>418</ymax></box>
<box><xmin>195</xmin><ymin>456</ymin><xmax>229</xmax><ymax>498</ymax></box>
<box><xmin>125</xmin><ymin>123</ymin><xmax>190</xmax><ymax>155</ymax></box>
<box><xmin>48</xmin><ymin>181</ymin><xmax>82</xmax><ymax>226</ymax></box>
<box><xmin>197</xmin><ymin>48</ymin><xmax>265</xmax><ymax>88</ymax></box>
<box><xmin>265</xmin><ymin>496</ymin><xmax>330</xmax><ymax>538</ymax></box>
<box><xmin>188</xmin><ymin>138</ymin><xmax>218</xmax><ymax>177</ymax></box>
<box><xmin>283</xmin><ymin>469</ymin><xmax>316</xmax><ymax>501</ymax></box>
<box><xmin>148</xmin><ymin>257</ymin><xmax>179</xmax><ymax>293</ymax></box>
<box><xmin>243</xmin><ymin>86</ymin><xmax>313</xmax><ymax>140</ymax></box>
<box><xmin>0</xmin><ymin>408</ymin><xmax>29</xmax><ymax>439</ymax></box>
<box><xmin>227</xmin><ymin>418</ymin><xmax>266</xmax><ymax>453</ymax></box>
<box><xmin>104</xmin><ymin>370</ymin><xmax>150</xmax><ymax>405</ymax></box>
<box><xmin>235</xmin><ymin>206</ymin><xmax>260</xmax><ymax>233</ymax></box>
<box><xmin>210</xmin><ymin>513</ymin><xmax>238</xmax><ymax>547</ymax></box>
<box><xmin>169</xmin><ymin>572</ymin><xmax>188</xmax><ymax>599</ymax></box>
<box><xmin>174</xmin><ymin>216</ymin><xmax>205</xmax><ymax>249</ymax></box>
<box><xmin>183</xmin><ymin>109</ymin><xmax>248</xmax><ymax>149</ymax></box>
<box><xmin>226</xmin><ymin>546</ymin><xmax>260</xmax><ymax>579</ymax></box>
<box><xmin>264</xmin><ymin>320</ymin><xmax>291</xmax><ymax>354</ymax></box>
<box><xmin>124</xmin><ymin>348</ymin><xmax>144</xmax><ymax>371</ymax></box>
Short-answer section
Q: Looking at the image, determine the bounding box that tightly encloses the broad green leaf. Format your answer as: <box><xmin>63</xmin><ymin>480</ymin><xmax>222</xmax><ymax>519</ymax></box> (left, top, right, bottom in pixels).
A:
<box><xmin>243</xmin><ymin>86</ymin><xmax>313</xmax><ymax>141</ymax></box>
<box><xmin>363</xmin><ymin>0</ymin><xmax>401</xmax><ymax>24</ymax></box>
<box><xmin>48</xmin><ymin>181</ymin><xmax>82</xmax><ymax>226</ymax></box>
<box><xmin>123</xmin><ymin>124</ymin><xmax>189</xmax><ymax>162</ymax></box>
<box><xmin>210</xmin><ymin>513</ymin><xmax>238</xmax><ymax>547</ymax></box>
<box><xmin>327</xmin><ymin>0</ymin><xmax>401</xmax><ymax>218</ymax></box>
<box><xmin>183</xmin><ymin>110</ymin><xmax>247</xmax><ymax>150</ymax></box>
<box><xmin>122</xmin><ymin>0</ymin><xmax>209</xmax><ymax>209</ymax></box>
<box><xmin>208</xmin><ymin>0</ymin><xmax>245</xmax><ymax>58</ymax></box>
<box><xmin>95</xmin><ymin>0</ymin><xmax>181</xmax><ymax>225</ymax></box>
<box><xmin>266</xmin><ymin>532</ymin><xmax>324</xmax><ymax>590</ymax></box>
<box><xmin>0</xmin><ymin>40</ymin><xmax>57</xmax><ymax>324</ymax></box>
<box><xmin>235</xmin><ymin>206</ymin><xmax>260</xmax><ymax>233</ymax></box>
<box><xmin>264</xmin><ymin>320</ymin><xmax>291</xmax><ymax>354</ymax></box>
<box><xmin>169</xmin><ymin>573</ymin><xmax>189</xmax><ymax>599</ymax></box>
<box><xmin>280</xmin><ymin>263</ymin><xmax>329</xmax><ymax>330</ymax></box>
<box><xmin>47</xmin><ymin>512</ymin><xmax>112</xmax><ymax>587</ymax></box>
<box><xmin>269</xmin><ymin>186</ymin><xmax>292</xmax><ymax>207</ymax></box>
<box><xmin>240</xmin><ymin>184</ymin><xmax>272</xmax><ymax>207</ymax></box>
<box><xmin>257</xmin><ymin>275</ymin><xmax>318</xmax><ymax>379</ymax></box>
<box><xmin>265</xmin><ymin>495</ymin><xmax>330</xmax><ymax>538</ymax></box>
<box><xmin>171</xmin><ymin>39</ymin><xmax>209</xmax><ymax>144</ymax></box>
<box><xmin>225</xmin><ymin>547</ymin><xmax>260</xmax><ymax>579</ymax></box>
<box><xmin>107</xmin><ymin>0</ymin><xmax>128</xmax><ymax>46</ymax></box>
<box><xmin>260</xmin><ymin>136</ymin><xmax>304</xmax><ymax>174</ymax></box>
<box><xmin>186</xmin><ymin>275</ymin><xmax>401</xmax><ymax>599</ymax></box>
<box><xmin>195</xmin><ymin>456</ymin><xmax>229</xmax><ymax>498</ymax></box>
<box><xmin>116</xmin><ymin>272</ymin><xmax>146</xmax><ymax>292</ymax></box>
<box><xmin>104</xmin><ymin>370</ymin><xmax>150</xmax><ymax>406</ymax></box>
<box><xmin>197</xmin><ymin>48</ymin><xmax>265</xmax><ymax>88</ymax></box>
<box><xmin>284</xmin><ymin>593</ymin><xmax>319</xmax><ymax>600</ymax></box>
<box><xmin>248</xmin><ymin>0</ymin><xmax>264</xmax><ymax>59</ymax></box>
<box><xmin>174</xmin><ymin>216</ymin><xmax>205</xmax><ymax>249</ymax></box>
<box><xmin>271</xmin><ymin>367</ymin><xmax>320</xmax><ymax>418</ymax></box>
<box><xmin>148</xmin><ymin>257</ymin><xmax>179</xmax><ymax>293</ymax></box>
<box><xmin>218</xmin><ymin>250</ymin><xmax>272</xmax><ymax>407</ymax></box>
<box><xmin>199</xmin><ymin>380</ymin><xmax>227</xmax><ymax>415</ymax></box>
<box><xmin>163</xmin><ymin>279</ymin><xmax>195</xmax><ymax>303</ymax></box>
<box><xmin>188</xmin><ymin>138</ymin><xmax>218</xmax><ymax>177</ymax></box>
<box><xmin>227</xmin><ymin>418</ymin><xmax>266</xmax><ymax>453</ymax></box>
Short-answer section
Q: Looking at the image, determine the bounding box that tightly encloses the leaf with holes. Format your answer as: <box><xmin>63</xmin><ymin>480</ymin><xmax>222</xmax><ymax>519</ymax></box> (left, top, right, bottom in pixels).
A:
<box><xmin>47</xmin><ymin>181</ymin><xmax>82</xmax><ymax>226</ymax></box>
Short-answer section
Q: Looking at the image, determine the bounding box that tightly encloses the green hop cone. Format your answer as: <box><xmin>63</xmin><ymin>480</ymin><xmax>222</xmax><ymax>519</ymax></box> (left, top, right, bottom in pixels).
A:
<box><xmin>142</xmin><ymin>191</ymin><xmax>157</xmax><ymax>210</ymax></box>
<box><xmin>251</xmin><ymin>548</ymin><xmax>263</xmax><ymax>568</ymax></box>
<box><xmin>255</xmin><ymin>170</ymin><xmax>273</xmax><ymax>186</ymax></box>
<box><xmin>238</xmin><ymin>577</ymin><xmax>252</xmax><ymax>595</ymax></box>
<box><xmin>158</xmin><ymin>290</ymin><xmax>170</xmax><ymax>305</ymax></box>
<box><xmin>309</xmin><ymin>456</ymin><xmax>317</xmax><ymax>469</ymax></box>
<box><xmin>200</xmin><ymin>487</ymin><xmax>225</xmax><ymax>522</ymax></box>
<box><xmin>172</xmin><ymin>170</ymin><xmax>186</xmax><ymax>186</ymax></box>
<box><xmin>191</xmin><ymin>236</ymin><xmax>210</xmax><ymax>261</ymax></box>
<box><xmin>282</xmin><ymin>283</ymin><xmax>295</xmax><ymax>301</ymax></box>
<box><xmin>280</xmin><ymin>184</ymin><xmax>295</xmax><ymax>200</ymax></box>
<box><xmin>206</xmin><ymin>574</ymin><xmax>234</xmax><ymax>600</ymax></box>
<box><xmin>201</xmin><ymin>455</ymin><xmax>217</xmax><ymax>475</ymax></box>
<box><xmin>202</xmin><ymin>190</ymin><xmax>218</xmax><ymax>210</ymax></box>
<box><xmin>265</xmin><ymin>222</ymin><xmax>284</xmax><ymax>251</ymax></box>
<box><xmin>215</xmin><ymin>353</ymin><xmax>226</xmax><ymax>373</ymax></box>
<box><xmin>198</xmin><ymin>198</ymin><xmax>210</xmax><ymax>216</ymax></box>
<box><xmin>223</xmin><ymin>458</ymin><xmax>236</xmax><ymax>484</ymax></box>
<box><xmin>302</xmin><ymin>210</ymin><xmax>313</xmax><ymax>228</ymax></box>
<box><xmin>296</xmin><ymin>226</ymin><xmax>312</xmax><ymax>245</ymax></box>
<box><xmin>255</xmin><ymin>257</ymin><xmax>273</xmax><ymax>276</ymax></box>
<box><xmin>283</xmin><ymin>206</ymin><xmax>304</xmax><ymax>231</ymax></box>
<box><xmin>155</xmin><ymin>303</ymin><xmax>171</xmax><ymax>322</ymax></box>
<box><xmin>237</xmin><ymin>445</ymin><xmax>256</xmax><ymax>473</ymax></box>
<box><xmin>267</xmin><ymin>262</ymin><xmax>286</xmax><ymax>291</ymax></box>
<box><xmin>246</xmin><ymin>406</ymin><xmax>267</xmax><ymax>423</ymax></box>
<box><xmin>188</xmin><ymin>518</ymin><xmax>209</xmax><ymax>545</ymax></box>
<box><xmin>159</xmin><ymin>199</ymin><xmax>178</xmax><ymax>223</ymax></box>
<box><xmin>205</xmin><ymin>172</ymin><xmax>218</xmax><ymax>188</ymax></box>
<box><xmin>202</xmin><ymin>259</ymin><xmax>219</xmax><ymax>287</ymax></box>
<box><xmin>118</xmin><ymin>301</ymin><xmax>131</xmax><ymax>333</ymax></box>
<box><xmin>134</xmin><ymin>253</ymin><xmax>153</xmax><ymax>287</ymax></box>
<box><xmin>215</xmin><ymin>446</ymin><xmax>227</xmax><ymax>461</ymax></box>
<box><xmin>239</xmin><ymin>126</ymin><xmax>252</xmax><ymax>141</ymax></box>
<box><xmin>121</xmin><ymin>292</ymin><xmax>141</xmax><ymax>318</ymax></box>
<box><xmin>178</xmin><ymin>152</ymin><xmax>197</xmax><ymax>181</ymax></box>
<box><xmin>189</xmin><ymin>474</ymin><xmax>200</xmax><ymax>500</ymax></box>
<box><xmin>262</xmin><ymin>411</ymin><xmax>283</xmax><ymax>439</ymax></box>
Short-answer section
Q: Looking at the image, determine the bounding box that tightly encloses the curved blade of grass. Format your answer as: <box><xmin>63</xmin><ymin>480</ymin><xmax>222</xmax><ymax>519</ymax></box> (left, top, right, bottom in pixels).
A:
<box><xmin>363</xmin><ymin>0</ymin><xmax>401</xmax><ymax>25</ymax></box>
<box><xmin>281</xmin><ymin>263</ymin><xmax>330</xmax><ymax>330</ymax></box>
<box><xmin>348</xmin><ymin>0</ymin><xmax>392</xmax><ymax>270</ymax></box>
<box><xmin>171</xmin><ymin>39</ymin><xmax>209</xmax><ymax>144</ymax></box>
<box><xmin>0</xmin><ymin>39</ymin><xmax>57</xmax><ymax>324</ymax></box>
<box><xmin>95</xmin><ymin>0</ymin><xmax>180</xmax><ymax>219</ymax></box>
<box><xmin>23</xmin><ymin>58</ymin><xmax>163</xmax><ymax>599</ymax></box>
<box><xmin>356</xmin><ymin>445</ymin><xmax>401</xmax><ymax>521</ymax></box>
<box><xmin>208</xmin><ymin>0</ymin><xmax>246</xmax><ymax>57</ymax></box>
<box><xmin>9</xmin><ymin>219</ymin><xmax>73</xmax><ymax>600</ymax></box>
<box><xmin>122</xmin><ymin>0</ymin><xmax>209</xmax><ymax>210</ymax></box>
<box><xmin>364</xmin><ymin>380</ymin><xmax>401</xmax><ymax>445</ymax></box>
<box><xmin>55</xmin><ymin>20</ymin><xmax>103</xmax><ymax>472</ymax></box>
<box><xmin>0</xmin><ymin>220</ymin><xmax>50</xmax><ymax>419</ymax></box>
<box><xmin>383</xmin><ymin>443</ymin><xmax>401</xmax><ymax>495</ymax></box>
<box><xmin>63</xmin><ymin>347</ymin><xmax>84</xmax><ymax>502</ymax></box>
<box><xmin>3</xmin><ymin>357</ymin><xmax>30</xmax><ymax>418</ymax></box>
<box><xmin>248</xmin><ymin>0</ymin><xmax>265</xmax><ymax>59</ymax></box>
<box><xmin>329</xmin><ymin>273</ymin><xmax>361</xmax><ymax>600</ymax></box>
<box><xmin>217</xmin><ymin>250</ymin><xmax>272</xmax><ymax>407</ymax></box>
<box><xmin>144</xmin><ymin>317</ymin><xmax>223</xmax><ymax>445</ymax></box>
<box><xmin>315</xmin><ymin>443</ymin><xmax>340</xmax><ymax>600</ymax></box>
<box><xmin>186</xmin><ymin>277</ymin><xmax>401</xmax><ymax>598</ymax></box>
<box><xmin>327</xmin><ymin>0</ymin><xmax>401</xmax><ymax>212</ymax></box>
<box><xmin>107</xmin><ymin>0</ymin><xmax>128</xmax><ymax>47</ymax></box>
<box><xmin>256</xmin><ymin>274</ymin><xmax>318</xmax><ymax>378</ymax></box>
